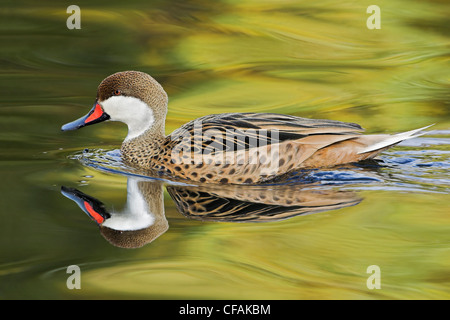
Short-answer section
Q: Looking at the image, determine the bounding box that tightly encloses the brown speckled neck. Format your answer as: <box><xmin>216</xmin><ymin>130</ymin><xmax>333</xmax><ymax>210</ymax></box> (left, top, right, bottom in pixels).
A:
<box><xmin>121</xmin><ymin>120</ymin><xmax>166</xmax><ymax>167</ymax></box>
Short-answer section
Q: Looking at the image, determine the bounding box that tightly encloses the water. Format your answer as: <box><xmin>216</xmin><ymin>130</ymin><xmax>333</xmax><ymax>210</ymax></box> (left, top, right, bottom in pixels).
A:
<box><xmin>1</xmin><ymin>0</ymin><xmax>449</xmax><ymax>299</ymax></box>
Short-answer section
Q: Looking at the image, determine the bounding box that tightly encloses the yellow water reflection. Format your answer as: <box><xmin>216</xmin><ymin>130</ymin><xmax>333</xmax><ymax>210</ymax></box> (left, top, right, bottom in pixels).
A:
<box><xmin>56</xmin><ymin>167</ymin><xmax>450</xmax><ymax>299</ymax></box>
<box><xmin>77</xmin><ymin>191</ymin><xmax>450</xmax><ymax>299</ymax></box>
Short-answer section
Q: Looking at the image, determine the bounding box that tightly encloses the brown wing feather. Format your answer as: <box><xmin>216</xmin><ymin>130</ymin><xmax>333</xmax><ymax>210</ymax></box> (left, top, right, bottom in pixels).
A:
<box><xmin>159</xmin><ymin>113</ymin><xmax>365</xmax><ymax>183</ymax></box>
<box><xmin>168</xmin><ymin>112</ymin><xmax>363</xmax><ymax>152</ymax></box>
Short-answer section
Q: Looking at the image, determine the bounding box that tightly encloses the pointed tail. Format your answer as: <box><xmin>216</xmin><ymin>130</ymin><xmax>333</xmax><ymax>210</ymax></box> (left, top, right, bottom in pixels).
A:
<box><xmin>357</xmin><ymin>124</ymin><xmax>434</xmax><ymax>154</ymax></box>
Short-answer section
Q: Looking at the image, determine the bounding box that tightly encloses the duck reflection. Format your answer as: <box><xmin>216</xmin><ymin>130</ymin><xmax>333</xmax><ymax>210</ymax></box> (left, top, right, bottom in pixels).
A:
<box><xmin>61</xmin><ymin>179</ymin><xmax>168</xmax><ymax>249</ymax></box>
<box><xmin>168</xmin><ymin>184</ymin><xmax>361</xmax><ymax>222</ymax></box>
<box><xmin>61</xmin><ymin>177</ymin><xmax>361</xmax><ymax>248</ymax></box>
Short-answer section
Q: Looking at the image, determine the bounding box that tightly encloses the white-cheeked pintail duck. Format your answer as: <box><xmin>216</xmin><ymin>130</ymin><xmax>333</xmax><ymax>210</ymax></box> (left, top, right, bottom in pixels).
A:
<box><xmin>62</xmin><ymin>71</ymin><xmax>431</xmax><ymax>184</ymax></box>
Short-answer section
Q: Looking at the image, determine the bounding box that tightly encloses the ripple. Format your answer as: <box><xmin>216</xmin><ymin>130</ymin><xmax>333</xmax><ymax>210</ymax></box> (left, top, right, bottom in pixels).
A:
<box><xmin>69</xmin><ymin>148</ymin><xmax>194</xmax><ymax>186</ymax></box>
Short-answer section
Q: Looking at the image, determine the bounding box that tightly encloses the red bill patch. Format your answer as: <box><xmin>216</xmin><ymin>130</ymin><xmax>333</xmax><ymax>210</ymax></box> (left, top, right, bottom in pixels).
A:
<box><xmin>83</xmin><ymin>201</ymin><xmax>105</xmax><ymax>224</ymax></box>
<box><xmin>85</xmin><ymin>104</ymin><xmax>103</xmax><ymax>123</ymax></box>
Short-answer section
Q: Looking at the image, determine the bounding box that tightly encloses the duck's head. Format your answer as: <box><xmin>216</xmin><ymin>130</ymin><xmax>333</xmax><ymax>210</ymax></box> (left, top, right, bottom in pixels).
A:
<box><xmin>61</xmin><ymin>71</ymin><xmax>168</xmax><ymax>140</ymax></box>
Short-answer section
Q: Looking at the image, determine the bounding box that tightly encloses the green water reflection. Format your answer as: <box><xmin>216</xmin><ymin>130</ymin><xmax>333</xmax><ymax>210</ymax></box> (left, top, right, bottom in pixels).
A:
<box><xmin>0</xmin><ymin>0</ymin><xmax>449</xmax><ymax>299</ymax></box>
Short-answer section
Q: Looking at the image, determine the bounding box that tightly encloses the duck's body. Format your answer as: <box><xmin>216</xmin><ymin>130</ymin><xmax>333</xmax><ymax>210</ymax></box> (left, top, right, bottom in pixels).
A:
<box><xmin>121</xmin><ymin>112</ymin><xmax>423</xmax><ymax>184</ymax></box>
<box><xmin>62</xmin><ymin>71</ymin><xmax>431</xmax><ymax>184</ymax></box>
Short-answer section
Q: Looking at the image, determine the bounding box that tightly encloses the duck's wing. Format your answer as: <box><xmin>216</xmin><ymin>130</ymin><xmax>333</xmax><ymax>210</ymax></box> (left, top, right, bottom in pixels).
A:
<box><xmin>168</xmin><ymin>112</ymin><xmax>364</xmax><ymax>155</ymax></box>
<box><xmin>216</xmin><ymin>112</ymin><xmax>364</xmax><ymax>134</ymax></box>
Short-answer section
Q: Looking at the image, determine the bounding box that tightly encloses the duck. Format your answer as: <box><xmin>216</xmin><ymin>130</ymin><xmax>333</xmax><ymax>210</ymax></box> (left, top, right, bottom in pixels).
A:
<box><xmin>61</xmin><ymin>71</ymin><xmax>431</xmax><ymax>184</ymax></box>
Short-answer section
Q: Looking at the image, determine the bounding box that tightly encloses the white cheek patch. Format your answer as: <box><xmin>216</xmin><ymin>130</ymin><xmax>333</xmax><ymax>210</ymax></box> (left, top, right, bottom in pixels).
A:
<box><xmin>100</xmin><ymin>95</ymin><xmax>154</xmax><ymax>141</ymax></box>
<box><xmin>102</xmin><ymin>179</ymin><xmax>155</xmax><ymax>231</ymax></box>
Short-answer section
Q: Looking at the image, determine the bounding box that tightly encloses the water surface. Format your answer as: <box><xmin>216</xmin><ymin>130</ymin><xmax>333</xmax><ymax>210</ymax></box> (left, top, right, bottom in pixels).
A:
<box><xmin>0</xmin><ymin>0</ymin><xmax>449</xmax><ymax>299</ymax></box>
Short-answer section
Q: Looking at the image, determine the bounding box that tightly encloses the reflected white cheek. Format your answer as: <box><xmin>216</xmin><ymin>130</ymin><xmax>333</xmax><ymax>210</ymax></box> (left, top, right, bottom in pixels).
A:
<box><xmin>101</xmin><ymin>179</ymin><xmax>155</xmax><ymax>231</ymax></box>
<box><xmin>100</xmin><ymin>95</ymin><xmax>154</xmax><ymax>141</ymax></box>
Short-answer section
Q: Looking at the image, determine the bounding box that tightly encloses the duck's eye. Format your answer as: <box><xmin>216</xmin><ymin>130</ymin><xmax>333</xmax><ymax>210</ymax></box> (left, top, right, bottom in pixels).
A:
<box><xmin>114</xmin><ymin>90</ymin><xmax>121</xmax><ymax>96</ymax></box>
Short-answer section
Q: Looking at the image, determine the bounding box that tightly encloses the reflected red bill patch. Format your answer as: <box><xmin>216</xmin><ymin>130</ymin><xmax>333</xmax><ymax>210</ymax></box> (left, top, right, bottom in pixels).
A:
<box><xmin>83</xmin><ymin>201</ymin><xmax>105</xmax><ymax>224</ymax></box>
